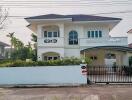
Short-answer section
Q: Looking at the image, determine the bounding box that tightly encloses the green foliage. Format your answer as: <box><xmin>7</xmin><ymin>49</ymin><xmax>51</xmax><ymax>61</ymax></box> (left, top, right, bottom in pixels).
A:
<box><xmin>80</xmin><ymin>56</ymin><xmax>92</xmax><ymax>64</ymax></box>
<box><xmin>0</xmin><ymin>57</ymin><xmax>84</xmax><ymax>67</ymax></box>
<box><xmin>7</xmin><ymin>32</ymin><xmax>37</xmax><ymax>61</ymax></box>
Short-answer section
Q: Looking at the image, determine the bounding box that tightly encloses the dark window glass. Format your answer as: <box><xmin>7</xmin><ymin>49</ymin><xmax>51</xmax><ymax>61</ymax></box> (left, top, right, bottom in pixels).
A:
<box><xmin>90</xmin><ymin>56</ymin><xmax>97</xmax><ymax>60</ymax></box>
<box><xmin>99</xmin><ymin>31</ymin><xmax>102</xmax><ymax>37</ymax></box>
<box><xmin>88</xmin><ymin>31</ymin><xmax>90</xmax><ymax>38</ymax></box>
<box><xmin>44</xmin><ymin>56</ymin><xmax>47</xmax><ymax>61</ymax></box>
<box><xmin>48</xmin><ymin>57</ymin><xmax>52</xmax><ymax>60</ymax></box>
<box><xmin>44</xmin><ymin>31</ymin><xmax>47</xmax><ymax>37</ymax></box>
<box><xmin>69</xmin><ymin>31</ymin><xmax>78</xmax><ymax>45</ymax></box>
<box><xmin>54</xmin><ymin>57</ymin><xmax>58</xmax><ymax>60</ymax></box>
<box><xmin>91</xmin><ymin>31</ymin><xmax>94</xmax><ymax>38</ymax></box>
<box><xmin>48</xmin><ymin>32</ymin><xmax>52</xmax><ymax>37</ymax></box>
<box><xmin>95</xmin><ymin>31</ymin><xmax>98</xmax><ymax>38</ymax></box>
<box><xmin>53</xmin><ymin>32</ymin><xmax>58</xmax><ymax>37</ymax></box>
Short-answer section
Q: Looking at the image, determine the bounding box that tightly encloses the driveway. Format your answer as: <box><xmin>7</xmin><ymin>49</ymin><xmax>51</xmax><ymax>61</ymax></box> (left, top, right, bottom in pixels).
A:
<box><xmin>0</xmin><ymin>85</ymin><xmax>132</xmax><ymax>100</ymax></box>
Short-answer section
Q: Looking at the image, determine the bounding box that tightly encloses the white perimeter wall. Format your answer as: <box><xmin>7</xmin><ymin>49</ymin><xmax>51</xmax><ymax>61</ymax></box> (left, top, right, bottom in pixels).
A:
<box><xmin>0</xmin><ymin>66</ymin><xmax>87</xmax><ymax>85</ymax></box>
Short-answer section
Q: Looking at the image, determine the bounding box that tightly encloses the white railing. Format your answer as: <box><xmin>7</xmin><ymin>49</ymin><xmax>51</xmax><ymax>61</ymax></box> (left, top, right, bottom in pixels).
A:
<box><xmin>80</xmin><ymin>37</ymin><xmax>128</xmax><ymax>47</ymax></box>
<box><xmin>38</xmin><ymin>37</ymin><xmax>64</xmax><ymax>47</ymax></box>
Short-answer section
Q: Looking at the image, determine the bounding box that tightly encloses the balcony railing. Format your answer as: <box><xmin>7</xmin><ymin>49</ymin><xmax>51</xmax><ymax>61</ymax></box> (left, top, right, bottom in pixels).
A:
<box><xmin>38</xmin><ymin>37</ymin><xmax>64</xmax><ymax>47</ymax></box>
<box><xmin>80</xmin><ymin>37</ymin><xmax>128</xmax><ymax>47</ymax></box>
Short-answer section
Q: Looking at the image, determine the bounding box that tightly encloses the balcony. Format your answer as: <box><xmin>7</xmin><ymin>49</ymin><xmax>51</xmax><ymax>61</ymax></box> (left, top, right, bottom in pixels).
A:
<box><xmin>80</xmin><ymin>37</ymin><xmax>128</xmax><ymax>47</ymax></box>
<box><xmin>38</xmin><ymin>37</ymin><xmax>64</xmax><ymax>47</ymax></box>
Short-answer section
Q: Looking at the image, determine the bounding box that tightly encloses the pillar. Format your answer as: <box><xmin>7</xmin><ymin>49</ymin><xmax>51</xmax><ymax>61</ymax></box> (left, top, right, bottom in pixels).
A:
<box><xmin>123</xmin><ymin>52</ymin><xmax>129</xmax><ymax>66</ymax></box>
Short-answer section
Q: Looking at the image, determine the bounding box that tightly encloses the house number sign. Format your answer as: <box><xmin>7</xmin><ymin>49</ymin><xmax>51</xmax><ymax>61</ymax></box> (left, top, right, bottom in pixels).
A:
<box><xmin>44</xmin><ymin>39</ymin><xmax>57</xmax><ymax>43</ymax></box>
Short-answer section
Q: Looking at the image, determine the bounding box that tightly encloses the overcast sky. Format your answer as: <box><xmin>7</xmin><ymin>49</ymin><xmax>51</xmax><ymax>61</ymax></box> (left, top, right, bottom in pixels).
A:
<box><xmin>0</xmin><ymin>0</ymin><xmax>132</xmax><ymax>45</ymax></box>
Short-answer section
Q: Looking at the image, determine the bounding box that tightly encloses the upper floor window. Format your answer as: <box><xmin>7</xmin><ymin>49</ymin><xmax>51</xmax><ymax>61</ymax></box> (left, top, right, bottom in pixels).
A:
<box><xmin>87</xmin><ymin>30</ymin><xmax>102</xmax><ymax>38</ymax></box>
<box><xmin>69</xmin><ymin>31</ymin><xmax>78</xmax><ymax>45</ymax></box>
<box><xmin>44</xmin><ymin>31</ymin><xmax>59</xmax><ymax>38</ymax></box>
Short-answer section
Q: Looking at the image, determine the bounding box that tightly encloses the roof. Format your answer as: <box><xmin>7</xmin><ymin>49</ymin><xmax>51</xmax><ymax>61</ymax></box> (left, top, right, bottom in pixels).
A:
<box><xmin>127</xmin><ymin>29</ymin><xmax>132</xmax><ymax>33</ymax></box>
<box><xmin>81</xmin><ymin>46</ymin><xmax>132</xmax><ymax>53</ymax></box>
<box><xmin>25</xmin><ymin>14</ymin><xmax>121</xmax><ymax>21</ymax></box>
<box><xmin>0</xmin><ymin>41</ymin><xmax>9</xmax><ymax>47</ymax></box>
<box><xmin>129</xmin><ymin>43</ymin><xmax>132</xmax><ymax>48</ymax></box>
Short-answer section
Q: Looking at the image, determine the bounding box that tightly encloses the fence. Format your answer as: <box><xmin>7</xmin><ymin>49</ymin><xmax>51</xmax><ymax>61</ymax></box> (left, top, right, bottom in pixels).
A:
<box><xmin>87</xmin><ymin>65</ymin><xmax>132</xmax><ymax>83</ymax></box>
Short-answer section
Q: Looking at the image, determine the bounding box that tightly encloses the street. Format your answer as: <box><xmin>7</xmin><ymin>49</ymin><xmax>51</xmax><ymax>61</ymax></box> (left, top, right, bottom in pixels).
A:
<box><xmin>0</xmin><ymin>85</ymin><xmax>132</xmax><ymax>100</ymax></box>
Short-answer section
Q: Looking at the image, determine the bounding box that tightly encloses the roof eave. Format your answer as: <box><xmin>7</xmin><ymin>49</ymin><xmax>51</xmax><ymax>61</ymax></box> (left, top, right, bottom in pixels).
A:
<box><xmin>25</xmin><ymin>18</ymin><xmax>72</xmax><ymax>22</ymax></box>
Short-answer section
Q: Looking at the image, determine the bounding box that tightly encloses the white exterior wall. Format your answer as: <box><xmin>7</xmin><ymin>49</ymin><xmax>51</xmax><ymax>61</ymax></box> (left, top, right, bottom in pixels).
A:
<box><xmin>64</xmin><ymin>48</ymin><xmax>80</xmax><ymax>58</ymax></box>
<box><xmin>36</xmin><ymin>21</ymin><xmax>128</xmax><ymax>61</ymax></box>
<box><xmin>0</xmin><ymin>66</ymin><xmax>86</xmax><ymax>84</ymax></box>
<box><xmin>37</xmin><ymin>47</ymin><xmax>64</xmax><ymax>60</ymax></box>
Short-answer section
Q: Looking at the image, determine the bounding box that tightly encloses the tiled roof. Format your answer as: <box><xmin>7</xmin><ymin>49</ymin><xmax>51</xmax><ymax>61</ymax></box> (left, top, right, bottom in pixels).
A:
<box><xmin>129</xmin><ymin>43</ymin><xmax>132</xmax><ymax>48</ymax></box>
<box><xmin>127</xmin><ymin>29</ymin><xmax>132</xmax><ymax>33</ymax></box>
<box><xmin>0</xmin><ymin>41</ymin><xmax>9</xmax><ymax>46</ymax></box>
<box><xmin>25</xmin><ymin>14</ymin><xmax>121</xmax><ymax>21</ymax></box>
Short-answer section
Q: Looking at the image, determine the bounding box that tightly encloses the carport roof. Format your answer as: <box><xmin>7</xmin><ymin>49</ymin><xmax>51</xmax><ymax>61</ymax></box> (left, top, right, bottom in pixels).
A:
<box><xmin>81</xmin><ymin>46</ymin><xmax>132</xmax><ymax>53</ymax></box>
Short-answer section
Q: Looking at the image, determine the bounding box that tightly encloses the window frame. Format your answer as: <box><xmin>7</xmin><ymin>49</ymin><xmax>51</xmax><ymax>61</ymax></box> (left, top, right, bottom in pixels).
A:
<box><xmin>69</xmin><ymin>30</ymin><xmax>78</xmax><ymax>45</ymax></box>
<box><xmin>87</xmin><ymin>30</ymin><xmax>102</xmax><ymax>38</ymax></box>
<box><xmin>43</xmin><ymin>31</ymin><xmax>59</xmax><ymax>38</ymax></box>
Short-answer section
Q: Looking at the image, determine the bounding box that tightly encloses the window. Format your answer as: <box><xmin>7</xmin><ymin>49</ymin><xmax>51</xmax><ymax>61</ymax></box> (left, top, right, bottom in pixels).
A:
<box><xmin>54</xmin><ymin>57</ymin><xmax>58</xmax><ymax>60</ymax></box>
<box><xmin>91</xmin><ymin>31</ymin><xmax>94</xmax><ymax>38</ymax></box>
<box><xmin>87</xmin><ymin>30</ymin><xmax>102</xmax><ymax>38</ymax></box>
<box><xmin>44</xmin><ymin>31</ymin><xmax>47</xmax><ymax>37</ymax></box>
<box><xmin>53</xmin><ymin>32</ymin><xmax>58</xmax><ymax>37</ymax></box>
<box><xmin>69</xmin><ymin>31</ymin><xmax>78</xmax><ymax>45</ymax></box>
<box><xmin>90</xmin><ymin>56</ymin><xmax>97</xmax><ymax>60</ymax></box>
<box><xmin>99</xmin><ymin>31</ymin><xmax>102</xmax><ymax>37</ymax></box>
<box><xmin>105</xmin><ymin>53</ymin><xmax>116</xmax><ymax>59</ymax></box>
<box><xmin>88</xmin><ymin>31</ymin><xmax>90</xmax><ymax>38</ymax></box>
<box><xmin>48</xmin><ymin>57</ymin><xmax>53</xmax><ymax>60</ymax></box>
<box><xmin>95</xmin><ymin>31</ymin><xmax>98</xmax><ymax>37</ymax></box>
<box><xmin>48</xmin><ymin>32</ymin><xmax>52</xmax><ymax>37</ymax></box>
<box><xmin>44</xmin><ymin>56</ymin><xmax>59</xmax><ymax>61</ymax></box>
<box><xmin>43</xmin><ymin>31</ymin><xmax>59</xmax><ymax>38</ymax></box>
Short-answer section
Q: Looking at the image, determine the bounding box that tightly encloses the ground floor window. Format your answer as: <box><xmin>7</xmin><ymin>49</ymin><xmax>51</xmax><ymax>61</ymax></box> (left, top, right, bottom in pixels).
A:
<box><xmin>44</xmin><ymin>56</ymin><xmax>60</xmax><ymax>61</ymax></box>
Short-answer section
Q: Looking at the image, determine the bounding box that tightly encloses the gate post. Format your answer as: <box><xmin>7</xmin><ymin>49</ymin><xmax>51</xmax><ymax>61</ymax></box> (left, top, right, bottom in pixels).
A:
<box><xmin>87</xmin><ymin>65</ymin><xmax>91</xmax><ymax>84</ymax></box>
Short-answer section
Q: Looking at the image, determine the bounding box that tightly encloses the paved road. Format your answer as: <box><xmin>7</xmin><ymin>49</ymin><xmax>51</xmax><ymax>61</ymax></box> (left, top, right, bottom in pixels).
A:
<box><xmin>0</xmin><ymin>85</ymin><xmax>132</xmax><ymax>100</ymax></box>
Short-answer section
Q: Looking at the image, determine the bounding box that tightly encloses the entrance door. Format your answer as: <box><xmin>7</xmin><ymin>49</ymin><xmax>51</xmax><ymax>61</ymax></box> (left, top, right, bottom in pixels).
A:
<box><xmin>105</xmin><ymin>53</ymin><xmax>116</xmax><ymax>67</ymax></box>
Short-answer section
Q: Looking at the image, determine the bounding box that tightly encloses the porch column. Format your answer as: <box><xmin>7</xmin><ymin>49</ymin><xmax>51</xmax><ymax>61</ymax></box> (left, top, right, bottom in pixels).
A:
<box><xmin>37</xmin><ymin>25</ymin><xmax>42</xmax><ymax>38</ymax></box>
<box><xmin>58</xmin><ymin>24</ymin><xmax>64</xmax><ymax>38</ymax></box>
<box><xmin>116</xmin><ymin>53</ymin><xmax>122</xmax><ymax>66</ymax></box>
<box><xmin>123</xmin><ymin>52</ymin><xmax>129</xmax><ymax>66</ymax></box>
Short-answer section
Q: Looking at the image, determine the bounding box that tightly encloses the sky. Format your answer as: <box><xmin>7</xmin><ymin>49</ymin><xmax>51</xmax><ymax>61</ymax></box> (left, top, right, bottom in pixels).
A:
<box><xmin>0</xmin><ymin>0</ymin><xmax>132</xmax><ymax>45</ymax></box>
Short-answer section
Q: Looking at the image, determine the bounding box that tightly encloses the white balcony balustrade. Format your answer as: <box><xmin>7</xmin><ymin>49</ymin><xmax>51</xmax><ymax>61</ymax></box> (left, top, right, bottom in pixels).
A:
<box><xmin>80</xmin><ymin>37</ymin><xmax>127</xmax><ymax>47</ymax></box>
<box><xmin>38</xmin><ymin>37</ymin><xmax>64</xmax><ymax>47</ymax></box>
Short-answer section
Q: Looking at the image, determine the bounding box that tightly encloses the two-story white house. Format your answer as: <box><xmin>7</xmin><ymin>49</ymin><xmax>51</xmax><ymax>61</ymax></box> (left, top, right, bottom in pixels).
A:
<box><xmin>25</xmin><ymin>14</ymin><xmax>132</xmax><ymax>66</ymax></box>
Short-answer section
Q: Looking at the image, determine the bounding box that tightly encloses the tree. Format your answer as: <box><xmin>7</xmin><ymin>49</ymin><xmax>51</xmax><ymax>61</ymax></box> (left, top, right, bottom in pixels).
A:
<box><xmin>6</xmin><ymin>32</ymin><xmax>14</xmax><ymax>56</ymax></box>
<box><xmin>0</xmin><ymin>7</ymin><xmax>8</xmax><ymax>30</ymax></box>
<box><xmin>31</xmin><ymin>33</ymin><xmax>37</xmax><ymax>42</ymax></box>
<box><xmin>31</xmin><ymin>33</ymin><xmax>37</xmax><ymax>61</ymax></box>
<box><xmin>7</xmin><ymin>32</ymin><xmax>24</xmax><ymax>50</ymax></box>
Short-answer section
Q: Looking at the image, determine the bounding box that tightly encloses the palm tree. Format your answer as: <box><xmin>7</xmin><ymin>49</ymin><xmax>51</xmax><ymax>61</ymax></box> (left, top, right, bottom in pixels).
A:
<box><xmin>6</xmin><ymin>32</ymin><xmax>14</xmax><ymax>55</ymax></box>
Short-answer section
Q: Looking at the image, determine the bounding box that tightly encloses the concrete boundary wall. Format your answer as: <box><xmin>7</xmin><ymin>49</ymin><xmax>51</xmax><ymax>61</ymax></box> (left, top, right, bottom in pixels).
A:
<box><xmin>0</xmin><ymin>66</ymin><xmax>86</xmax><ymax>85</ymax></box>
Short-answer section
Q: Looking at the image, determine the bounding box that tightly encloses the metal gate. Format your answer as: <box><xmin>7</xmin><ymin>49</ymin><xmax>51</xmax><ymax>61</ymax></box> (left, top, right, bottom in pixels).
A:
<box><xmin>87</xmin><ymin>65</ymin><xmax>132</xmax><ymax>83</ymax></box>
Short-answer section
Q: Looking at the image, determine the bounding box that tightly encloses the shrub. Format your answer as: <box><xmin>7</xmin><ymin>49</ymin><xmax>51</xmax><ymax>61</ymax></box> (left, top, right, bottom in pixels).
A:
<box><xmin>0</xmin><ymin>57</ymin><xmax>84</xmax><ymax>67</ymax></box>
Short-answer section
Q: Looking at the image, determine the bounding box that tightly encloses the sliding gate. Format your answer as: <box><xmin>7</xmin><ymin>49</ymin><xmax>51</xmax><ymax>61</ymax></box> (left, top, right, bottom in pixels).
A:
<box><xmin>87</xmin><ymin>66</ymin><xmax>132</xmax><ymax>83</ymax></box>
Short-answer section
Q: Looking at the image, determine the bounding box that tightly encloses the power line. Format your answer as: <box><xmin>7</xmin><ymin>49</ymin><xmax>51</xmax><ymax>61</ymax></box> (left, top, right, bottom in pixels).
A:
<box><xmin>6</xmin><ymin>10</ymin><xmax>132</xmax><ymax>19</ymax></box>
<box><xmin>1</xmin><ymin>3</ymin><xmax>132</xmax><ymax>8</ymax></box>
<box><xmin>0</xmin><ymin>0</ymin><xmax>132</xmax><ymax>6</ymax></box>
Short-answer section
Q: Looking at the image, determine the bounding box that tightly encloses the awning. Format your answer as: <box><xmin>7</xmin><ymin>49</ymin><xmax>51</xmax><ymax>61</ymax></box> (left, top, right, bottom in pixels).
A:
<box><xmin>81</xmin><ymin>46</ymin><xmax>132</xmax><ymax>53</ymax></box>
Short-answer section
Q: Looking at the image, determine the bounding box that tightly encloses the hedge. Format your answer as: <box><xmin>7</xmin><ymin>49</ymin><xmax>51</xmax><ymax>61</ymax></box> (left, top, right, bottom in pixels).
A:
<box><xmin>0</xmin><ymin>57</ymin><xmax>83</xmax><ymax>67</ymax></box>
